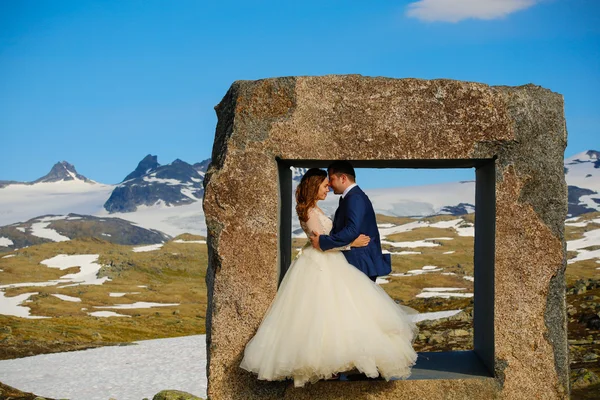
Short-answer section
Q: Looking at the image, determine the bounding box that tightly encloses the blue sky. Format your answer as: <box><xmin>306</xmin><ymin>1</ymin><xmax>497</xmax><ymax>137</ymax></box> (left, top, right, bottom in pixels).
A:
<box><xmin>1</xmin><ymin>0</ymin><xmax>598</xmax><ymax>188</ymax></box>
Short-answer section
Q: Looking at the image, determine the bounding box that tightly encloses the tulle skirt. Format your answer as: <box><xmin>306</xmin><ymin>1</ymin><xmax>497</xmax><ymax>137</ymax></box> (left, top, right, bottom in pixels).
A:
<box><xmin>240</xmin><ymin>245</ymin><xmax>418</xmax><ymax>387</ymax></box>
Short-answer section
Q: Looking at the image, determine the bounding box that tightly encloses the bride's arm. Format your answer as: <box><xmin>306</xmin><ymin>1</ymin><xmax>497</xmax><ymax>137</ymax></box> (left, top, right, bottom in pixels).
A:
<box><xmin>305</xmin><ymin>210</ymin><xmax>348</xmax><ymax>251</ymax></box>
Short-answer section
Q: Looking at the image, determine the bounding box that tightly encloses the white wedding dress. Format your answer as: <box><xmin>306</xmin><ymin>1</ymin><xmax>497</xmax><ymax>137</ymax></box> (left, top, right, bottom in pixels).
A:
<box><xmin>240</xmin><ymin>207</ymin><xmax>418</xmax><ymax>387</ymax></box>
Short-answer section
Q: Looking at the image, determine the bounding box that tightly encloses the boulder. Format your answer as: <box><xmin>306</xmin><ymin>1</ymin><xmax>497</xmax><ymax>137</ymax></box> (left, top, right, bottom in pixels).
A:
<box><xmin>449</xmin><ymin>329</ymin><xmax>471</xmax><ymax>337</ymax></box>
<box><xmin>571</xmin><ymin>368</ymin><xmax>600</xmax><ymax>389</ymax></box>
<box><xmin>152</xmin><ymin>390</ymin><xmax>204</xmax><ymax>400</ymax></box>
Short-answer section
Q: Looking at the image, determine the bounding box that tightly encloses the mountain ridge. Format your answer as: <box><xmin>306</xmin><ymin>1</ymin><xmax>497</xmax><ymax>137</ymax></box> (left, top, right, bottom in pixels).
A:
<box><xmin>104</xmin><ymin>155</ymin><xmax>209</xmax><ymax>213</ymax></box>
<box><xmin>0</xmin><ymin>150</ymin><xmax>598</xmax><ymax>237</ymax></box>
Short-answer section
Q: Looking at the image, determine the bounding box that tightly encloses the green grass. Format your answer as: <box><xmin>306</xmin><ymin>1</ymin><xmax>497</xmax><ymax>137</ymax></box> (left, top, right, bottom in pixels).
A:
<box><xmin>0</xmin><ymin>236</ymin><xmax>207</xmax><ymax>359</ymax></box>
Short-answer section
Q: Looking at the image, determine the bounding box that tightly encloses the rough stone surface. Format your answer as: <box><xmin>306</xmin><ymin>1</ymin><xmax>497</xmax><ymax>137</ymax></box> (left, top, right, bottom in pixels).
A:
<box><xmin>203</xmin><ymin>75</ymin><xmax>568</xmax><ymax>399</ymax></box>
<box><xmin>152</xmin><ymin>390</ymin><xmax>204</xmax><ymax>400</ymax></box>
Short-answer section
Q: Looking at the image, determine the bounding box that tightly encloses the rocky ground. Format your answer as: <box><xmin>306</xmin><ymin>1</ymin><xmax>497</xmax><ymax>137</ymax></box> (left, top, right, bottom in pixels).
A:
<box><xmin>567</xmin><ymin>278</ymin><xmax>600</xmax><ymax>399</ymax></box>
<box><xmin>0</xmin><ymin>381</ymin><xmax>50</xmax><ymax>400</ymax></box>
<box><xmin>0</xmin><ymin>382</ymin><xmax>202</xmax><ymax>400</ymax></box>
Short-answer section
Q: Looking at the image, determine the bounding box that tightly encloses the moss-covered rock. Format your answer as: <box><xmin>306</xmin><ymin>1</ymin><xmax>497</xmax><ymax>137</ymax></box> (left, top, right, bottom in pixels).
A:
<box><xmin>571</xmin><ymin>368</ymin><xmax>600</xmax><ymax>389</ymax></box>
<box><xmin>152</xmin><ymin>390</ymin><xmax>204</xmax><ymax>400</ymax></box>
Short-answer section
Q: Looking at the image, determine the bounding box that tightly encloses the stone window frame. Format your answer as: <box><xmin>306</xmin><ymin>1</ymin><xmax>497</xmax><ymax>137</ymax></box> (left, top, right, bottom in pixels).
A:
<box><xmin>204</xmin><ymin>77</ymin><xmax>569</xmax><ymax>398</ymax></box>
<box><xmin>277</xmin><ymin>157</ymin><xmax>496</xmax><ymax>379</ymax></box>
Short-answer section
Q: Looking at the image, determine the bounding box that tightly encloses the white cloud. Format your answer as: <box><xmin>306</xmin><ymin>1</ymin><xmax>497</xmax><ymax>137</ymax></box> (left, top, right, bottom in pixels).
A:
<box><xmin>406</xmin><ymin>0</ymin><xmax>542</xmax><ymax>23</ymax></box>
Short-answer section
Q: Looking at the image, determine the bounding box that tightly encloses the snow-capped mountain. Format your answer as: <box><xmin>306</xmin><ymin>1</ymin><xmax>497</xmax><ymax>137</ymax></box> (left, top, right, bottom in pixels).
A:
<box><xmin>103</xmin><ymin>155</ymin><xmax>208</xmax><ymax>213</ymax></box>
<box><xmin>0</xmin><ymin>157</ymin><xmax>209</xmax><ymax>237</ymax></box>
<box><xmin>565</xmin><ymin>150</ymin><xmax>600</xmax><ymax>217</ymax></box>
<box><xmin>122</xmin><ymin>154</ymin><xmax>160</xmax><ymax>182</ymax></box>
<box><xmin>0</xmin><ymin>150</ymin><xmax>598</xmax><ymax>238</ymax></box>
<box><xmin>193</xmin><ymin>159</ymin><xmax>211</xmax><ymax>178</ymax></box>
<box><xmin>34</xmin><ymin>161</ymin><xmax>94</xmax><ymax>184</ymax></box>
<box><xmin>0</xmin><ymin>161</ymin><xmax>94</xmax><ymax>188</ymax></box>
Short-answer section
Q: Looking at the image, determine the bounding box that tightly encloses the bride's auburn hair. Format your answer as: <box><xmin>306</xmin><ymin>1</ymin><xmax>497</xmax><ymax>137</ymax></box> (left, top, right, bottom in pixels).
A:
<box><xmin>296</xmin><ymin>168</ymin><xmax>327</xmax><ymax>222</ymax></box>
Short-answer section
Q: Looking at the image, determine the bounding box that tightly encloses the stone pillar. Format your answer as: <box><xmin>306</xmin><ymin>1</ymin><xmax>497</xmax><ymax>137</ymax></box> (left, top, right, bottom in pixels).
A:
<box><xmin>203</xmin><ymin>75</ymin><xmax>568</xmax><ymax>399</ymax></box>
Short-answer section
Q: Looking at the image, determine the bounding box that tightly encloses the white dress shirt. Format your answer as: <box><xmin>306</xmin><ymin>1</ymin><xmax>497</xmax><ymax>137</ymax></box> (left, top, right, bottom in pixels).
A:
<box><xmin>342</xmin><ymin>183</ymin><xmax>358</xmax><ymax>199</ymax></box>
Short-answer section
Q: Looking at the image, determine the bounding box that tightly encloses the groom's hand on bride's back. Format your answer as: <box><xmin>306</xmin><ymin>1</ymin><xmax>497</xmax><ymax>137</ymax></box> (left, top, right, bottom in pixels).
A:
<box><xmin>351</xmin><ymin>234</ymin><xmax>370</xmax><ymax>247</ymax></box>
<box><xmin>310</xmin><ymin>231</ymin><xmax>321</xmax><ymax>250</ymax></box>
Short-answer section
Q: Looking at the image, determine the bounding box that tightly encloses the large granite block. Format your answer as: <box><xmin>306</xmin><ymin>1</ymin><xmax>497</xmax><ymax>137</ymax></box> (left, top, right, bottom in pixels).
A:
<box><xmin>203</xmin><ymin>75</ymin><xmax>568</xmax><ymax>399</ymax></box>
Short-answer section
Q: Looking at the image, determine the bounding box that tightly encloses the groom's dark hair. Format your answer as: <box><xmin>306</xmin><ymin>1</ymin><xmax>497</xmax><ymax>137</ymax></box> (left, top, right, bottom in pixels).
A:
<box><xmin>328</xmin><ymin>161</ymin><xmax>356</xmax><ymax>182</ymax></box>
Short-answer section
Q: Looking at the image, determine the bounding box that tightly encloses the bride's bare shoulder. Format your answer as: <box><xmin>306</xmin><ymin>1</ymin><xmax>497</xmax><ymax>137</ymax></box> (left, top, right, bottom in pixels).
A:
<box><xmin>307</xmin><ymin>207</ymin><xmax>325</xmax><ymax>217</ymax></box>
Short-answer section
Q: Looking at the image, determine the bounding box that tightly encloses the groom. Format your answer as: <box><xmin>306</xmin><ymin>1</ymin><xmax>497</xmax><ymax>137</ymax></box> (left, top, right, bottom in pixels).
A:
<box><xmin>309</xmin><ymin>161</ymin><xmax>391</xmax><ymax>282</ymax></box>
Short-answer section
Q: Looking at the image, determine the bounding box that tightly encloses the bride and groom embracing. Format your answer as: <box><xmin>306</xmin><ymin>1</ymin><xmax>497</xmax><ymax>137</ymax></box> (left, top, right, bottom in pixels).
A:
<box><xmin>240</xmin><ymin>161</ymin><xmax>418</xmax><ymax>387</ymax></box>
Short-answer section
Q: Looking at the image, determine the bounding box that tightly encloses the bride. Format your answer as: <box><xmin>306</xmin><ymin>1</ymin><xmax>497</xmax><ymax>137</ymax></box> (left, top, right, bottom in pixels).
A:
<box><xmin>240</xmin><ymin>168</ymin><xmax>418</xmax><ymax>387</ymax></box>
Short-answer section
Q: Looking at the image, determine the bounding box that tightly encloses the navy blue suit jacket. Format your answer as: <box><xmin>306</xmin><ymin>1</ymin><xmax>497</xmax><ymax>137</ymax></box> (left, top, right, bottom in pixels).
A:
<box><xmin>319</xmin><ymin>186</ymin><xmax>391</xmax><ymax>278</ymax></box>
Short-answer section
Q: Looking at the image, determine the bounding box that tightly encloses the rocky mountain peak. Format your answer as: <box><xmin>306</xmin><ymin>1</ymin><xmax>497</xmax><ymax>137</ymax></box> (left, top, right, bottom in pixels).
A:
<box><xmin>586</xmin><ymin>150</ymin><xmax>600</xmax><ymax>168</ymax></box>
<box><xmin>586</xmin><ymin>150</ymin><xmax>599</xmax><ymax>160</ymax></box>
<box><xmin>34</xmin><ymin>161</ymin><xmax>93</xmax><ymax>184</ymax></box>
<box><xmin>105</xmin><ymin>157</ymin><xmax>206</xmax><ymax>213</ymax></box>
<box><xmin>123</xmin><ymin>154</ymin><xmax>160</xmax><ymax>182</ymax></box>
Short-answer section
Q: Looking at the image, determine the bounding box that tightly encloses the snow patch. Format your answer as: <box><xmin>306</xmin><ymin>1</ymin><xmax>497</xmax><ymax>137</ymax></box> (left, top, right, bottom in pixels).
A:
<box><xmin>88</xmin><ymin>311</ymin><xmax>131</xmax><ymax>318</ymax></box>
<box><xmin>98</xmin><ymin>201</ymin><xmax>206</xmax><ymax>237</ymax></box>
<box><xmin>567</xmin><ymin>228</ymin><xmax>600</xmax><ymax>264</ymax></box>
<box><xmin>0</xmin><ymin>292</ymin><xmax>50</xmax><ymax>319</ymax></box>
<box><xmin>30</xmin><ymin>216</ymin><xmax>71</xmax><ymax>242</ymax></box>
<box><xmin>391</xmin><ymin>265</ymin><xmax>444</xmax><ymax>276</ymax></box>
<box><xmin>407</xmin><ymin>267</ymin><xmax>443</xmax><ymax>274</ymax></box>
<box><xmin>430</xmin><ymin>219</ymin><xmax>463</xmax><ymax>229</ymax></box>
<box><xmin>378</xmin><ymin>217</ymin><xmax>475</xmax><ymax>240</ymax></box>
<box><xmin>40</xmin><ymin>254</ymin><xmax>110</xmax><ymax>287</ymax></box>
<box><xmin>2</xmin><ymin>254</ymin><xmax>15</xmax><ymax>258</ymax></box>
<box><xmin>381</xmin><ymin>239</ymin><xmax>440</xmax><ymax>248</ymax></box>
<box><xmin>0</xmin><ymin>335</ymin><xmax>207</xmax><ymax>400</ymax></box>
<box><xmin>52</xmin><ymin>294</ymin><xmax>81</xmax><ymax>302</ymax></box>
<box><xmin>109</xmin><ymin>292</ymin><xmax>140</xmax><ymax>297</ymax></box>
<box><xmin>173</xmin><ymin>239</ymin><xmax>206</xmax><ymax>244</ymax></box>
<box><xmin>180</xmin><ymin>188</ymin><xmax>199</xmax><ymax>200</ymax></box>
<box><xmin>416</xmin><ymin>290</ymin><xmax>474</xmax><ymax>299</ymax></box>
<box><xmin>566</xmin><ymin>221</ymin><xmax>590</xmax><ymax>227</ymax></box>
<box><xmin>379</xmin><ymin>220</ymin><xmax>428</xmax><ymax>237</ymax></box>
<box><xmin>143</xmin><ymin>176</ymin><xmax>182</xmax><ymax>185</ymax></box>
<box><xmin>0</xmin><ymin>237</ymin><xmax>14</xmax><ymax>247</ymax></box>
<box><xmin>16</xmin><ymin>227</ymin><xmax>26</xmax><ymax>232</ymax></box>
<box><xmin>412</xmin><ymin>309</ymin><xmax>462</xmax><ymax>323</ymax></box>
<box><xmin>94</xmin><ymin>302</ymin><xmax>179</xmax><ymax>309</ymax></box>
<box><xmin>132</xmin><ymin>244</ymin><xmax>163</xmax><ymax>252</ymax></box>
